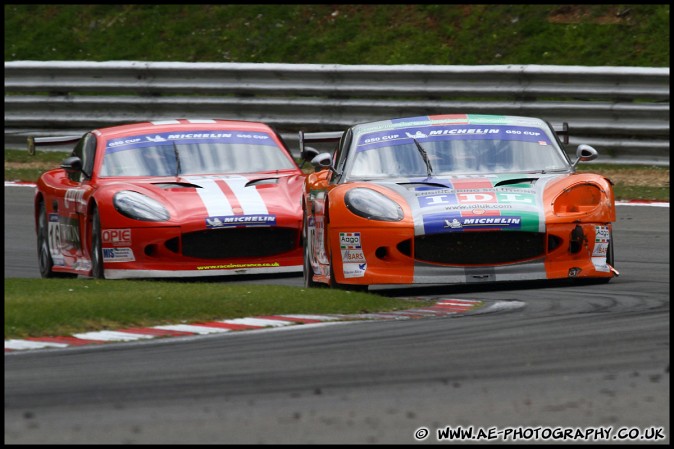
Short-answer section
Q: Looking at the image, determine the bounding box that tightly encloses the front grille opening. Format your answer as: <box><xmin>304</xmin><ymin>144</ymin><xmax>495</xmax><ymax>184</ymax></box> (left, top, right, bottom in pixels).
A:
<box><xmin>414</xmin><ymin>231</ymin><xmax>546</xmax><ymax>265</ymax></box>
<box><xmin>547</xmin><ymin>234</ymin><xmax>563</xmax><ymax>252</ymax></box>
<box><xmin>396</xmin><ymin>239</ymin><xmax>412</xmax><ymax>257</ymax></box>
<box><xmin>165</xmin><ymin>237</ymin><xmax>180</xmax><ymax>254</ymax></box>
<box><xmin>182</xmin><ymin>227</ymin><xmax>298</xmax><ymax>259</ymax></box>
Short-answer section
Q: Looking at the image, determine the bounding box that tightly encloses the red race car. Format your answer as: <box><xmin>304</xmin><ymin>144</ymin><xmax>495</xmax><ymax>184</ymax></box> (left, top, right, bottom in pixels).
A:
<box><xmin>300</xmin><ymin>114</ymin><xmax>619</xmax><ymax>290</ymax></box>
<box><xmin>33</xmin><ymin>119</ymin><xmax>305</xmax><ymax>279</ymax></box>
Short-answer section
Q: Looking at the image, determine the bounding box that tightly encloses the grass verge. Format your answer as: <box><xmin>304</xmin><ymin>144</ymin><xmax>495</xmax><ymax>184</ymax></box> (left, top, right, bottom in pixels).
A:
<box><xmin>4</xmin><ymin>278</ymin><xmax>431</xmax><ymax>339</ymax></box>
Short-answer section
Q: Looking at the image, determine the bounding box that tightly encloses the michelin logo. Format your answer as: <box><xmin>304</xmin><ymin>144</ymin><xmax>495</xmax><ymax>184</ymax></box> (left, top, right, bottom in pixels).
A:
<box><xmin>439</xmin><ymin>216</ymin><xmax>522</xmax><ymax>230</ymax></box>
<box><xmin>207</xmin><ymin>214</ymin><xmax>277</xmax><ymax>227</ymax></box>
<box><xmin>444</xmin><ymin>219</ymin><xmax>462</xmax><ymax>229</ymax></box>
<box><xmin>405</xmin><ymin>131</ymin><xmax>428</xmax><ymax>139</ymax></box>
<box><xmin>463</xmin><ymin>217</ymin><xmax>520</xmax><ymax>225</ymax></box>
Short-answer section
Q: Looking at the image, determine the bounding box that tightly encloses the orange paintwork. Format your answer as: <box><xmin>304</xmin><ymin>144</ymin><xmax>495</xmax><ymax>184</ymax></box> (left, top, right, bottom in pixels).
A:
<box><xmin>304</xmin><ymin>170</ymin><xmax>617</xmax><ymax>286</ymax></box>
<box><xmin>301</xmin><ymin>114</ymin><xmax>618</xmax><ymax>288</ymax></box>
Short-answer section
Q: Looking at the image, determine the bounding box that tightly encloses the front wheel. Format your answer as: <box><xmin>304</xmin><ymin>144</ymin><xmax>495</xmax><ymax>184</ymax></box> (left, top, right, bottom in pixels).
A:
<box><xmin>90</xmin><ymin>205</ymin><xmax>105</xmax><ymax>279</ymax></box>
<box><xmin>576</xmin><ymin>228</ymin><xmax>616</xmax><ymax>285</ymax></box>
<box><xmin>606</xmin><ymin>231</ymin><xmax>615</xmax><ymax>268</ymax></box>
<box><xmin>596</xmin><ymin>229</ymin><xmax>616</xmax><ymax>283</ymax></box>
<box><xmin>37</xmin><ymin>201</ymin><xmax>55</xmax><ymax>278</ymax></box>
<box><xmin>302</xmin><ymin>213</ymin><xmax>320</xmax><ymax>288</ymax></box>
<box><xmin>36</xmin><ymin>201</ymin><xmax>75</xmax><ymax>278</ymax></box>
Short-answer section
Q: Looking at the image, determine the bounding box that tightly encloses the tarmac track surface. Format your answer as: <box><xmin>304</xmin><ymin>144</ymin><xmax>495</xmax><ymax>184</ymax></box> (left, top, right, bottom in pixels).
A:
<box><xmin>4</xmin><ymin>186</ymin><xmax>670</xmax><ymax>444</ymax></box>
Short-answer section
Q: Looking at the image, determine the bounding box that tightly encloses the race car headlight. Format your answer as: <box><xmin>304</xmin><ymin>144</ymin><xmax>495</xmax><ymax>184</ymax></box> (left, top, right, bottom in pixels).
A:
<box><xmin>553</xmin><ymin>184</ymin><xmax>603</xmax><ymax>215</ymax></box>
<box><xmin>345</xmin><ymin>188</ymin><xmax>403</xmax><ymax>221</ymax></box>
<box><xmin>113</xmin><ymin>190</ymin><xmax>170</xmax><ymax>222</ymax></box>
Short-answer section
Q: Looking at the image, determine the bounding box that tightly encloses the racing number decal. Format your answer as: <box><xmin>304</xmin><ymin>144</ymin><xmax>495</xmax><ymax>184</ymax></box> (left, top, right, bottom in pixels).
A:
<box><xmin>48</xmin><ymin>214</ymin><xmax>65</xmax><ymax>266</ymax></box>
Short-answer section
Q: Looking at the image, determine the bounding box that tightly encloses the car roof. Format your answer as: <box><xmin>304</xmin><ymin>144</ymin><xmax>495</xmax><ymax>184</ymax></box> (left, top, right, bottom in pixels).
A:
<box><xmin>92</xmin><ymin>119</ymin><xmax>276</xmax><ymax>139</ymax></box>
<box><xmin>351</xmin><ymin>114</ymin><xmax>548</xmax><ymax>134</ymax></box>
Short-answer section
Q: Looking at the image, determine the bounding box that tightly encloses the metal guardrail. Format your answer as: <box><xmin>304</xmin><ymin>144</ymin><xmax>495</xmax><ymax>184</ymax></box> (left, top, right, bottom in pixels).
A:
<box><xmin>4</xmin><ymin>61</ymin><xmax>670</xmax><ymax>163</ymax></box>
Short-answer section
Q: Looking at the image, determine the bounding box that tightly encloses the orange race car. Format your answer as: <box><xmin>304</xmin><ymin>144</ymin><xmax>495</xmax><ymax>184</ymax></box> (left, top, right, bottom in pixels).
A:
<box><xmin>299</xmin><ymin>114</ymin><xmax>619</xmax><ymax>290</ymax></box>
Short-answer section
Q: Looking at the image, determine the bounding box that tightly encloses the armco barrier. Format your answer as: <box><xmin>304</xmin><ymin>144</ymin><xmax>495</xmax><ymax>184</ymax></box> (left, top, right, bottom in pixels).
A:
<box><xmin>4</xmin><ymin>61</ymin><xmax>669</xmax><ymax>163</ymax></box>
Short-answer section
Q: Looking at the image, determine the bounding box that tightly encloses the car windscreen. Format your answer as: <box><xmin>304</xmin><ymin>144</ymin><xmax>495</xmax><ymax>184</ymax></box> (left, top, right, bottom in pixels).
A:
<box><xmin>346</xmin><ymin>124</ymin><xmax>570</xmax><ymax>179</ymax></box>
<box><xmin>99</xmin><ymin>130</ymin><xmax>296</xmax><ymax>177</ymax></box>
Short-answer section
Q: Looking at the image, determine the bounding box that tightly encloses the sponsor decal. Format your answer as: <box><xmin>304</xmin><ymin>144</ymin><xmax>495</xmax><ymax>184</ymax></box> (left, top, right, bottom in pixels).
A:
<box><xmin>415</xmin><ymin>180</ymin><xmax>536</xmax><ymax>209</ymax></box>
<box><xmin>592</xmin><ymin>257</ymin><xmax>610</xmax><ymax>272</ymax></box>
<box><xmin>420</xmin><ymin>191</ymin><xmax>532</xmax><ymax>207</ymax></box>
<box><xmin>595</xmin><ymin>225</ymin><xmax>610</xmax><ymax>242</ymax></box>
<box><xmin>428</xmin><ymin>128</ymin><xmax>500</xmax><ymax>136</ymax></box>
<box><xmin>343</xmin><ymin>262</ymin><xmax>367</xmax><ymax>278</ymax></box>
<box><xmin>341</xmin><ymin>249</ymin><xmax>366</xmax><ymax>263</ymax></box>
<box><xmin>146</xmin><ymin>135</ymin><xmax>167</xmax><ymax>142</ymax></box>
<box><xmin>592</xmin><ymin>225</ymin><xmax>610</xmax><ymax>257</ymax></box>
<box><xmin>357</xmin><ymin>125</ymin><xmax>553</xmax><ymax>152</ymax></box>
<box><xmin>197</xmin><ymin>262</ymin><xmax>281</xmax><ymax>270</ymax></box>
<box><xmin>106</xmin><ymin>131</ymin><xmax>276</xmax><ymax>152</ymax></box>
<box><xmin>64</xmin><ymin>189</ymin><xmax>85</xmax><ymax>209</ymax></box>
<box><xmin>415</xmin><ymin>188</ymin><xmax>456</xmax><ymax>197</ymax></box>
<box><xmin>206</xmin><ymin>214</ymin><xmax>276</xmax><ymax>228</ymax></box>
<box><xmin>458</xmin><ymin>192</ymin><xmax>498</xmax><ymax>203</ymax></box>
<box><xmin>444</xmin><ymin>219</ymin><xmax>463</xmax><ymax>229</ymax></box>
<box><xmin>462</xmin><ymin>217</ymin><xmax>521</xmax><ymax>227</ymax></box>
<box><xmin>438</xmin><ymin>203</ymin><xmax>515</xmax><ymax>212</ymax></box>
<box><xmin>418</xmin><ymin>193</ymin><xmax>458</xmax><ymax>208</ymax></box>
<box><xmin>102</xmin><ymin>247</ymin><xmax>135</xmax><ymax>263</ymax></box>
<box><xmin>102</xmin><ymin>228</ymin><xmax>132</xmax><ymax>246</ymax></box>
<box><xmin>339</xmin><ymin>232</ymin><xmax>362</xmax><ymax>249</ymax></box>
<box><xmin>363</xmin><ymin>133</ymin><xmax>401</xmax><ymax>144</ymax></box>
<box><xmin>108</xmin><ymin>137</ymin><xmax>142</xmax><ymax>148</ymax></box>
<box><xmin>443</xmin><ymin>216</ymin><xmax>522</xmax><ymax>229</ymax></box>
<box><xmin>424</xmin><ymin>213</ymin><xmax>524</xmax><ymax>233</ymax></box>
<box><xmin>405</xmin><ymin>130</ymin><xmax>428</xmax><ymax>139</ymax></box>
<box><xmin>497</xmin><ymin>192</ymin><xmax>534</xmax><ymax>204</ymax></box>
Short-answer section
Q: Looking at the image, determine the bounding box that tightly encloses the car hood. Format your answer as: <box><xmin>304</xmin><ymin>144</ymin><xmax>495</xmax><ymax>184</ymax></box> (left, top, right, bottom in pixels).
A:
<box><xmin>370</xmin><ymin>173</ymin><xmax>567</xmax><ymax>236</ymax></box>
<box><xmin>111</xmin><ymin>173</ymin><xmax>303</xmax><ymax>225</ymax></box>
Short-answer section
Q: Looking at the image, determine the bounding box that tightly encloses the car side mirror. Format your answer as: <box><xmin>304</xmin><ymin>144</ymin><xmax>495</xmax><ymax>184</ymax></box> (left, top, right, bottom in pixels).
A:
<box><xmin>60</xmin><ymin>155</ymin><xmax>91</xmax><ymax>179</ymax></box>
<box><xmin>61</xmin><ymin>156</ymin><xmax>83</xmax><ymax>173</ymax></box>
<box><xmin>572</xmin><ymin>144</ymin><xmax>598</xmax><ymax>167</ymax></box>
<box><xmin>301</xmin><ymin>146</ymin><xmax>320</xmax><ymax>162</ymax></box>
<box><xmin>311</xmin><ymin>152</ymin><xmax>335</xmax><ymax>171</ymax></box>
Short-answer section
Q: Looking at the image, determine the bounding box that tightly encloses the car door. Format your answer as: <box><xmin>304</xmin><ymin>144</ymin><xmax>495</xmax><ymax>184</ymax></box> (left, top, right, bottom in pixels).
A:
<box><xmin>305</xmin><ymin>129</ymin><xmax>354</xmax><ymax>274</ymax></box>
<box><xmin>59</xmin><ymin>133</ymin><xmax>98</xmax><ymax>270</ymax></box>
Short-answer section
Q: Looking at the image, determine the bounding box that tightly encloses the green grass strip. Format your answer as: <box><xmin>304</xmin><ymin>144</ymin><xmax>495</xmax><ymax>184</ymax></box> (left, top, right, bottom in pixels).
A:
<box><xmin>4</xmin><ymin>278</ymin><xmax>431</xmax><ymax>339</ymax></box>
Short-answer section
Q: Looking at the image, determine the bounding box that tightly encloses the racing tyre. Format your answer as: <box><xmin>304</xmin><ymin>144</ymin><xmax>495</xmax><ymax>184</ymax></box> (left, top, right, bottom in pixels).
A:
<box><xmin>577</xmin><ymin>229</ymin><xmax>615</xmax><ymax>285</ymax></box>
<box><xmin>302</xmin><ymin>213</ymin><xmax>320</xmax><ymax>288</ymax></box>
<box><xmin>37</xmin><ymin>201</ymin><xmax>75</xmax><ymax>278</ymax></box>
<box><xmin>606</xmin><ymin>232</ymin><xmax>615</xmax><ymax>267</ymax></box>
<box><xmin>596</xmin><ymin>231</ymin><xmax>616</xmax><ymax>284</ymax></box>
<box><xmin>37</xmin><ymin>201</ymin><xmax>56</xmax><ymax>278</ymax></box>
<box><xmin>90</xmin><ymin>205</ymin><xmax>105</xmax><ymax>279</ymax></box>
